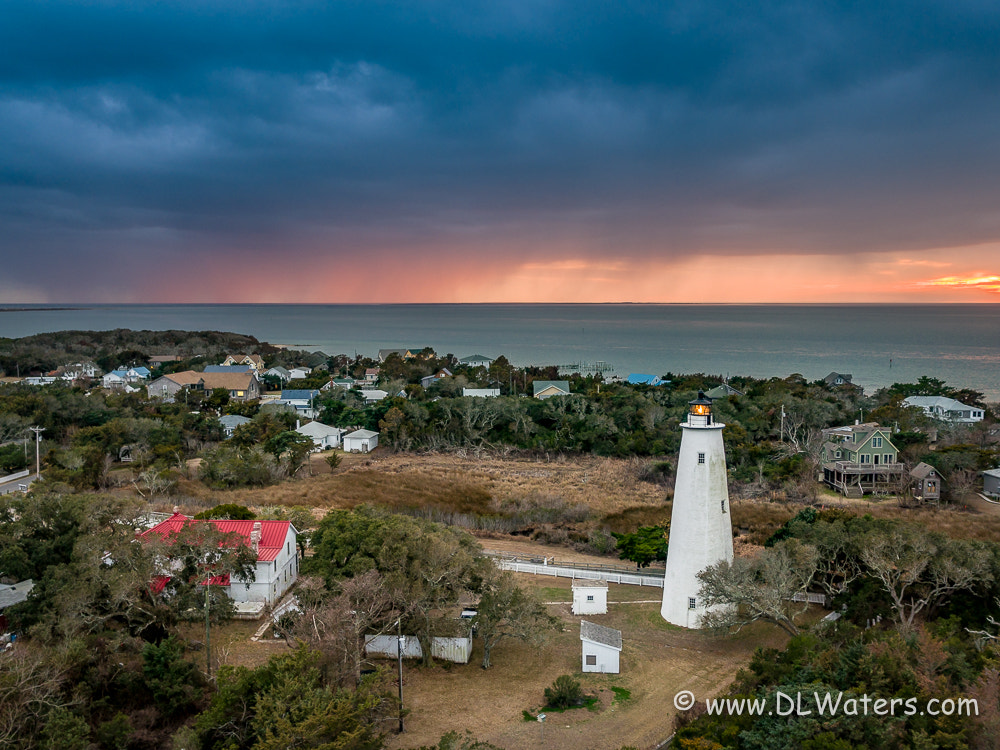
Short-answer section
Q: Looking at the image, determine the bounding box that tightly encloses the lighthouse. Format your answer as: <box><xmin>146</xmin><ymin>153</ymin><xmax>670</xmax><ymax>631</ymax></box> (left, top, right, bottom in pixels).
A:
<box><xmin>661</xmin><ymin>391</ymin><xmax>734</xmax><ymax>628</ymax></box>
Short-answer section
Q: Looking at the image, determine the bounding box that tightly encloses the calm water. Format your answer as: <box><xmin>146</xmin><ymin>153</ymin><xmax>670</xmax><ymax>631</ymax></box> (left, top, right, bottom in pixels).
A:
<box><xmin>2</xmin><ymin>304</ymin><xmax>999</xmax><ymax>400</ymax></box>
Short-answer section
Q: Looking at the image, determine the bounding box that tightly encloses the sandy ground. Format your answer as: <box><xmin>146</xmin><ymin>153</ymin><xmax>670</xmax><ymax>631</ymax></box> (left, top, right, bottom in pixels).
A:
<box><xmin>385</xmin><ymin>574</ymin><xmax>790</xmax><ymax>750</ymax></box>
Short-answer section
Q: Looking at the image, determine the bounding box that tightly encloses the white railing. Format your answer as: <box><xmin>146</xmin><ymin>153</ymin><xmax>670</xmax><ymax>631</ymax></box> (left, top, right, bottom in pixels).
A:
<box><xmin>496</xmin><ymin>560</ymin><xmax>665</xmax><ymax>588</ymax></box>
<box><xmin>790</xmin><ymin>591</ymin><xmax>827</xmax><ymax>605</ymax></box>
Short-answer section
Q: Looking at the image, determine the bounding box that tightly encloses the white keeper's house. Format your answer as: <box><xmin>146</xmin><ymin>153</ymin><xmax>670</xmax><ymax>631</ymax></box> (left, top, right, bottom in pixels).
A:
<box><xmin>141</xmin><ymin>513</ymin><xmax>298</xmax><ymax>606</ymax></box>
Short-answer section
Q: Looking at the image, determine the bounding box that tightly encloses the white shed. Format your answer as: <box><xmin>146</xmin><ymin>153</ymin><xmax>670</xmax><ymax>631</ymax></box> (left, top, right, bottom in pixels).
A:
<box><xmin>580</xmin><ymin>620</ymin><xmax>622</xmax><ymax>674</ymax></box>
<box><xmin>343</xmin><ymin>429</ymin><xmax>379</xmax><ymax>453</ymax></box>
<box><xmin>572</xmin><ymin>580</ymin><xmax>608</xmax><ymax>615</ymax></box>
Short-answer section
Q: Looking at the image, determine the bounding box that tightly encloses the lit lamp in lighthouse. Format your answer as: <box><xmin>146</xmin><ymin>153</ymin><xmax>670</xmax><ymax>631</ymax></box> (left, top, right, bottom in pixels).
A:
<box><xmin>660</xmin><ymin>390</ymin><xmax>734</xmax><ymax>627</ymax></box>
<box><xmin>688</xmin><ymin>392</ymin><xmax>713</xmax><ymax>425</ymax></box>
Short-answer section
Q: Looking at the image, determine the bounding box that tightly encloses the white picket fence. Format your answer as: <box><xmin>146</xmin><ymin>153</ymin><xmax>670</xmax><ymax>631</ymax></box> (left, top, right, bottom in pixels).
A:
<box><xmin>496</xmin><ymin>560</ymin><xmax>665</xmax><ymax>588</ymax></box>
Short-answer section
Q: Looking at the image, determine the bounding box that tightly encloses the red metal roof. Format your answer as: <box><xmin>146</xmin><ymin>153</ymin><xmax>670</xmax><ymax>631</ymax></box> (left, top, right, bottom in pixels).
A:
<box><xmin>140</xmin><ymin>512</ymin><xmax>291</xmax><ymax>562</ymax></box>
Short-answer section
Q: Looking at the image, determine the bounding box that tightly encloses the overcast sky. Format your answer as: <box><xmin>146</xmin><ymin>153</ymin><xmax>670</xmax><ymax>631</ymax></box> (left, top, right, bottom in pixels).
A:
<box><xmin>2</xmin><ymin>1</ymin><xmax>999</xmax><ymax>303</ymax></box>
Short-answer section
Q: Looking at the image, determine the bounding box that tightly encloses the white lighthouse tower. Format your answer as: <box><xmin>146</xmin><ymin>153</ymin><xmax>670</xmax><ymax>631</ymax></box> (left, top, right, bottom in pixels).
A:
<box><xmin>661</xmin><ymin>392</ymin><xmax>734</xmax><ymax>628</ymax></box>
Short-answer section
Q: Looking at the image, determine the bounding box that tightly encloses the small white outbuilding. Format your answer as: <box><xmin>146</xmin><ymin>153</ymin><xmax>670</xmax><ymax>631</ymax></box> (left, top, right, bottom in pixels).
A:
<box><xmin>342</xmin><ymin>429</ymin><xmax>379</xmax><ymax>453</ymax></box>
<box><xmin>572</xmin><ymin>580</ymin><xmax>608</xmax><ymax>615</ymax></box>
<box><xmin>580</xmin><ymin>620</ymin><xmax>622</xmax><ymax>674</ymax></box>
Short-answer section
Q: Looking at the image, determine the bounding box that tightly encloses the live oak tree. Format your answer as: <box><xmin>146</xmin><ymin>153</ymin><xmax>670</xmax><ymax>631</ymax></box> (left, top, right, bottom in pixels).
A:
<box><xmin>860</xmin><ymin>526</ymin><xmax>990</xmax><ymax>633</ymax></box>
<box><xmin>305</xmin><ymin>507</ymin><xmax>483</xmax><ymax>666</ymax></box>
<box><xmin>698</xmin><ymin>539</ymin><xmax>820</xmax><ymax>636</ymax></box>
<box><xmin>289</xmin><ymin>571</ymin><xmax>398</xmax><ymax>688</ymax></box>
<box><xmin>473</xmin><ymin>568</ymin><xmax>557</xmax><ymax>669</ymax></box>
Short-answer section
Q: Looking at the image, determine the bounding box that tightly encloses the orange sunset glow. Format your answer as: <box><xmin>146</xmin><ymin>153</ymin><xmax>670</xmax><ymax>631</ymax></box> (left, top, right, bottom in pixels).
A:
<box><xmin>3</xmin><ymin>2</ymin><xmax>1000</xmax><ymax>304</ymax></box>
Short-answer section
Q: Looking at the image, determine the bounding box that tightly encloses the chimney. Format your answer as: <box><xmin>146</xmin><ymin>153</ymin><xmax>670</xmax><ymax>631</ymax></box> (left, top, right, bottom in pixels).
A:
<box><xmin>250</xmin><ymin>521</ymin><xmax>262</xmax><ymax>555</ymax></box>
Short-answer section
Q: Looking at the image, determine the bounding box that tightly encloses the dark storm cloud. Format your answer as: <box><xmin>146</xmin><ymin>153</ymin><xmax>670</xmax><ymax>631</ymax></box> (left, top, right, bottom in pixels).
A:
<box><xmin>2</xmin><ymin>1</ymin><xmax>1000</xmax><ymax>298</ymax></box>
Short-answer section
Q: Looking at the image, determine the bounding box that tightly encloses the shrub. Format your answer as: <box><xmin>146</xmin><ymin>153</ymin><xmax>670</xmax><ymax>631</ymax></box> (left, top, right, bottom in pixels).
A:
<box><xmin>544</xmin><ymin>675</ymin><xmax>583</xmax><ymax>708</ymax></box>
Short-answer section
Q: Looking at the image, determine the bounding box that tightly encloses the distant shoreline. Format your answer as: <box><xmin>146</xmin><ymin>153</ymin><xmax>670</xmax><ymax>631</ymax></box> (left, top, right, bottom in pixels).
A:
<box><xmin>0</xmin><ymin>307</ymin><xmax>85</xmax><ymax>312</ymax></box>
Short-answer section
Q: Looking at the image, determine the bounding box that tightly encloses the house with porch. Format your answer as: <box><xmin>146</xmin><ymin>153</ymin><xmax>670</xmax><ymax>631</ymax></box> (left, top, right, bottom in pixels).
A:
<box><xmin>903</xmin><ymin>396</ymin><xmax>985</xmax><ymax>423</ymax></box>
<box><xmin>821</xmin><ymin>423</ymin><xmax>904</xmax><ymax>497</ymax></box>
<box><xmin>141</xmin><ymin>513</ymin><xmax>298</xmax><ymax>608</ymax></box>
<box><xmin>910</xmin><ymin>462</ymin><xmax>942</xmax><ymax>503</ymax></box>
<box><xmin>459</xmin><ymin>354</ymin><xmax>494</xmax><ymax>369</ymax></box>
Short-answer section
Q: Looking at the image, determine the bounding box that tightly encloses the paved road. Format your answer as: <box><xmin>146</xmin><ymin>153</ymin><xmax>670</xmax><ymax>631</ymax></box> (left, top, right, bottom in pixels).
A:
<box><xmin>0</xmin><ymin>476</ymin><xmax>34</xmax><ymax>495</ymax></box>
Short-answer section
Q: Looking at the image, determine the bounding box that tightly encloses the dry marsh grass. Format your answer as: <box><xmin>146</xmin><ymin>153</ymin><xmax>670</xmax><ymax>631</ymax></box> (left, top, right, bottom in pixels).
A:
<box><xmin>166</xmin><ymin>450</ymin><xmax>1000</xmax><ymax>544</ymax></box>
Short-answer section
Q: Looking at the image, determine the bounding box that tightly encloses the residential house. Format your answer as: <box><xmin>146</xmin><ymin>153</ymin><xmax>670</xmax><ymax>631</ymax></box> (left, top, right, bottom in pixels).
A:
<box><xmin>459</xmin><ymin>354</ymin><xmax>494</xmax><ymax>368</ymax></box>
<box><xmin>360</xmin><ymin>389</ymin><xmax>389</xmax><ymax>404</ymax></box>
<box><xmin>903</xmin><ymin>396</ymin><xmax>985</xmax><ymax>423</ymax></box>
<box><xmin>821</xmin><ymin>423</ymin><xmax>904</xmax><ymax>497</ymax></box>
<box><xmin>295</xmin><ymin>420</ymin><xmax>345</xmax><ymax>450</ymax></box>
<box><xmin>288</xmin><ymin>367</ymin><xmax>312</xmax><ymax>380</ymax></box>
<box><xmin>53</xmin><ymin>361</ymin><xmax>100</xmax><ymax>381</ymax></box>
<box><xmin>462</xmin><ymin>388</ymin><xmax>500</xmax><ymax>398</ymax></box>
<box><xmin>361</xmin><ymin>368</ymin><xmax>380</xmax><ymax>386</ymax></box>
<box><xmin>983</xmin><ymin>469</ymin><xmax>1000</xmax><ymax>499</ymax></box>
<box><xmin>533</xmin><ymin>380</ymin><xmax>571</xmax><ymax>399</ymax></box>
<box><xmin>420</xmin><ymin>368</ymin><xmax>452</xmax><ymax>388</ymax></box>
<box><xmin>274</xmin><ymin>389</ymin><xmax>319</xmax><ymax>418</ymax></box>
<box><xmin>102</xmin><ymin>366</ymin><xmax>150</xmax><ymax>389</ymax></box>
<box><xmin>141</xmin><ymin>513</ymin><xmax>297</xmax><ymax>607</ymax></box>
<box><xmin>23</xmin><ymin>376</ymin><xmax>59</xmax><ymax>386</ymax></box>
<box><xmin>343</xmin><ymin>429</ymin><xmax>379</xmax><ymax>453</ymax></box>
<box><xmin>264</xmin><ymin>366</ymin><xmax>292</xmax><ymax>383</ymax></box>
<box><xmin>580</xmin><ymin>620</ymin><xmax>621</xmax><ymax>674</ymax></box>
<box><xmin>147</xmin><ymin>371</ymin><xmax>262</xmax><ymax>402</ymax></box>
<box><xmin>705</xmin><ymin>383</ymin><xmax>743</xmax><ymax>399</ymax></box>
<box><xmin>910</xmin><ymin>462</ymin><xmax>942</xmax><ymax>503</ymax></box>
<box><xmin>221</xmin><ymin>354</ymin><xmax>265</xmax><ymax>373</ymax></box>
<box><xmin>572</xmin><ymin>581</ymin><xmax>608</xmax><ymax>615</ymax></box>
<box><xmin>218</xmin><ymin>414</ymin><xmax>252</xmax><ymax>438</ymax></box>
<box><xmin>824</xmin><ymin>372</ymin><xmax>859</xmax><ymax>389</ymax></box>
<box><xmin>324</xmin><ymin>377</ymin><xmax>356</xmax><ymax>390</ymax></box>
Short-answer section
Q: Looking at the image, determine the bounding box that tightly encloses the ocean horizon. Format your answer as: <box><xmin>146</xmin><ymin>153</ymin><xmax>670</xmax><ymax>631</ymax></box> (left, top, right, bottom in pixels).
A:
<box><xmin>3</xmin><ymin>303</ymin><xmax>999</xmax><ymax>400</ymax></box>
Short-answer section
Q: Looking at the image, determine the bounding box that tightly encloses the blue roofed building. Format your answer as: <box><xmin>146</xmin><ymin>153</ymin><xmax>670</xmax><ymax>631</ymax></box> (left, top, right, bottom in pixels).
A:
<box><xmin>627</xmin><ymin>374</ymin><xmax>664</xmax><ymax>386</ymax></box>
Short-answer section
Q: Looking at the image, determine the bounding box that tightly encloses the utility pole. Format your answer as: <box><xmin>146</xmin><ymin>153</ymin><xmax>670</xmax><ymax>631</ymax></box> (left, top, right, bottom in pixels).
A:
<box><xmin>205</xmin><ymin>580</ymin><xmax>212</xmax><ymax>677</ymax></box>
<box><xmin>29</xmin><ymin>426</ymin><xmax>44</xmax><ymax>479</ymax></box>
<box><xmin>396</xmin><ymin>618</ymin><xmax>404</xmax><ymax>733</ymax></box>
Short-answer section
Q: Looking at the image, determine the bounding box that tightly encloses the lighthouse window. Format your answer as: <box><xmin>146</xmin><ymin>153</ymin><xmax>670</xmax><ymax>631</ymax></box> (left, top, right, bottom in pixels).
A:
<box><xmin>688</xmin><ymin>597</ymin><xmax>697</xmax><ymax>610</ymax></box>
<box><xmin>721</xmin><ymin>499</ymin><xmax>726</xmax><ymax>514</ymax></box>
<box><xmin>697</xmin><ymin>453</ymin><xmax>705</xmax><ymax>464</ymax></box>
